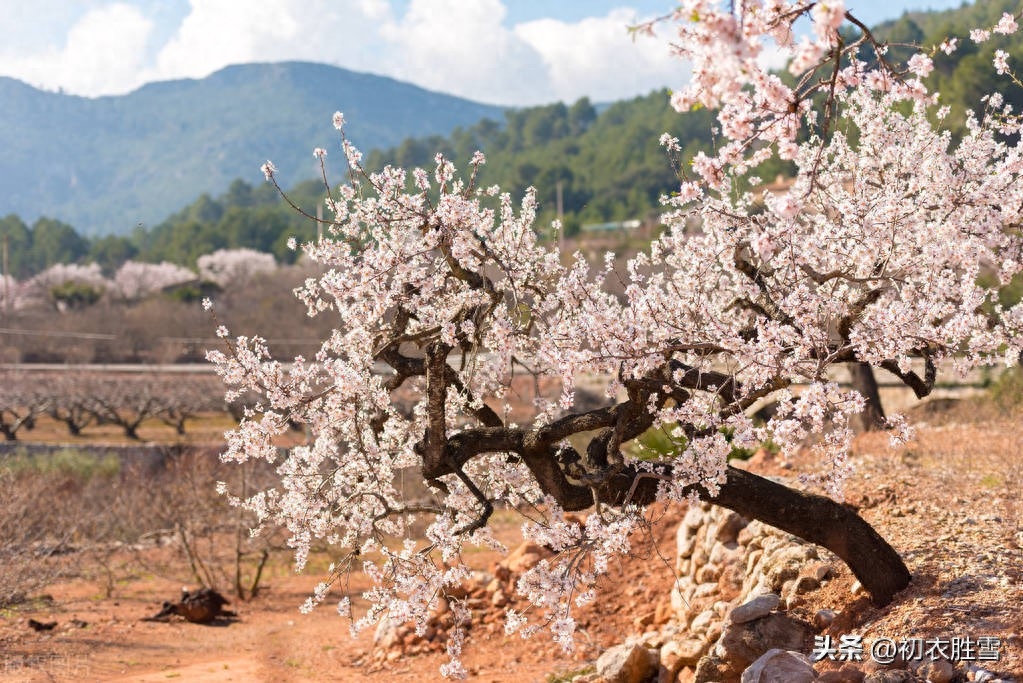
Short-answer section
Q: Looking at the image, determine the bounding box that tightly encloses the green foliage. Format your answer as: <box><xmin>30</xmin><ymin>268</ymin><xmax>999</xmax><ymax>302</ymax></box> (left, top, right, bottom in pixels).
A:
<box><xmin>628</xmin><ymin>424</ymin><xmax>777</xmax><ymax>463</ymax></box>
<box><xmin>165</xmin><ymin>280</ymin><xmax>221</xmax><ymax>304</ymax></box>
<box><xmin>986</xmin><ymin>365</ymin><xmax>1023</xmax><ymax>414</ymax></box>
<box><xmin>0</xmin><ymin>448</ymin><xmax>121</xmax><ymax>481</ymax></box>
<box><xmin>366</xmin><ymin>92</ymin><xmax>715</xmax><ymax>233</ymax></box>
<box><xmin>49</xmin><ymin>281</ymin><xmax>103</xmax><ymax>309</ymax></box>
<box><xmin>0</xmin><ymin>214</ymin><xmax>32</xmax><ymax>278</ymax></box>
<box><xmin>872</xmin><ymin>0</ymin><xmax>1023</xmax><ymax>131</ymax></box>
<box><xmin>89</xmin><ymin>235</ymin><xmax>139</xmax><ymax>276</ymax></box>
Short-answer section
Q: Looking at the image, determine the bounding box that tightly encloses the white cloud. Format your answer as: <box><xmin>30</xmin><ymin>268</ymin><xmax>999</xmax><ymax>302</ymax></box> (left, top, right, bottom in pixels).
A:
<box><xmin>153</xmin><ymin>0</ymin><xmax>393</xmax><ymax>82</ymax></box>
<box><xmin>377</xmin><ymin>0</ymin><xmax>555</xmax><ymax>105</ymax></box>
<box><xmin>0</xmin><ymin>0</ymin><xmax>685</xmax><ymax>105</ymax></box>
<box><xmin>0</xmin><ymin>3</ymin><xmax>153</xmax><ymax>95</ymax></box>
<box><xmin>514</xmin><ymin>9</ymin><xmax>682</xmax><ymax>104</ymax></box>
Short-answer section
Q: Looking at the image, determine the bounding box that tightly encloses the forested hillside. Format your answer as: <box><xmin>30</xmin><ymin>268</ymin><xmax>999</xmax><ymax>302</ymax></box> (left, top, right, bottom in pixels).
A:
<box><xmin>0</xmin><ymin>62</ymin><xmax>503</xmax><ymax>236</ymax></box>
<box><xmin>1</xmin><ymin>0</ymin><xmax>1020</xmax><ymax>278</ymax></box>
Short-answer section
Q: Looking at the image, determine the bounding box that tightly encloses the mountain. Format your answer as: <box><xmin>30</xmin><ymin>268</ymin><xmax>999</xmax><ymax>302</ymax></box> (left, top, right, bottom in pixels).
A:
<box><xmin>0</xmin><ymin>62</ymin><xmax>505</xmax><ymax>236</ymax></box>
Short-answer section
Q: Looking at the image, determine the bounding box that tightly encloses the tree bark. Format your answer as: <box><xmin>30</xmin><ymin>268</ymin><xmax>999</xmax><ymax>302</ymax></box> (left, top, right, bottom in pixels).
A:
<box><xmin>849</xmin><ymin>362</ymin><xmax>886</xmax><ymax>432</ymax></box>
<box><xmin>710</xmin><ymin>467</ymin><xmax>909</xmax><ymax>605</ymax></box>
<box><xmin>596</xmin><ymin>464</ymin><xmax>911</xmax><ymax>606</ymax></box>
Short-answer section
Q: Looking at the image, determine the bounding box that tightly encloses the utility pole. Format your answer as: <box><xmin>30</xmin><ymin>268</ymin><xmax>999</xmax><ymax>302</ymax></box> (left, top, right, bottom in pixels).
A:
<box><xmin>556</xmin><ymin>180</ymin><xmax>564</xmax><ymax>256</ymax></box>
<box><xmin>2</xmin><ymin>233</ymin><xmax>9</xmax><ymax>321</ymax></box>
<box><xmin>316</xmin><ymin>201</ymin><xmax>324</xmax><ymax>243</ymax></box>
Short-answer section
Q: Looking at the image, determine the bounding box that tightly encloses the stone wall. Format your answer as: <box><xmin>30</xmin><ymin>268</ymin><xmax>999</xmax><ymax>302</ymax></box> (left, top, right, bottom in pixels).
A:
<box><xmin>586</xmin><ymin>503</ymin><xmax>1014</xmax><ymax>683</ymax></box>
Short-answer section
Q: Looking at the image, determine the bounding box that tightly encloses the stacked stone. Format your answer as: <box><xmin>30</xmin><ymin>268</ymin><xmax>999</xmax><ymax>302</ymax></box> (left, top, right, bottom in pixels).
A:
<box><xmin>370</xmin><ymin>541</ymin><xmax>555</xmax><ymax>664</ymax></box>
<box><xmin>652</xmin><ymin>502</ymin><xmax>825</xmax><ymax>682</ymax></box>
<box><xmin>588</xmin><ymin>503</ymin><xmax>1017</xmax><ymax>683</ymax></box>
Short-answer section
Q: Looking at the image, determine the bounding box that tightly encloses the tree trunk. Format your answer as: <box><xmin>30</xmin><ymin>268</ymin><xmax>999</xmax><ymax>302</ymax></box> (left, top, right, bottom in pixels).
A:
<box><xmin>601</xmin><ymin>465</ymin><xmax>912</xmax><ymax>606</ymax></box>
<box><xmin>709</xmin><ymin>467</ymin><xmax>909</xmax><ymax>605</ymax></box>
<box><xmin>849</xmin><ymin>363</ymin><xmax>886</xmax><ymax>432</ymax></box>
<box><xmin>472</xmin><ymin>420</ymin><xmax>914</xmax><ymax>607</ymax></box>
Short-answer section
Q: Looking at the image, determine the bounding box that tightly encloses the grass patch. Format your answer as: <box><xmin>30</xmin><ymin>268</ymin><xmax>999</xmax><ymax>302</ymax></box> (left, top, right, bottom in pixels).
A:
<box><xmin>0</xmin><ymin>448</ymin><xmax>121</xmax><ymax>480</ymax></box>
<box><xmin>986</xmin><ymin>365</ymin><xmax>1023</xmax><ymax>414</ymax></box>
<box><xmin>978</xmin><ymin>473</ymin><xmax>1003</xmax><ymax>488</ymax></box>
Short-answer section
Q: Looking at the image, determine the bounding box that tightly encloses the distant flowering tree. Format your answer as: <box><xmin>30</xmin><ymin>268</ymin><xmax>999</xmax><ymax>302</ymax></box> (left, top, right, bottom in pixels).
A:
<box><xmin>197</xmin><ymin>248</ymin><xmax>276</xmax><ymax>289</ymax></box>
<box><xmin>27</xmin><ymin>263</ymin><xmax>108</xmax><ymax>311</ymax></box>
<box><xmin>0</xmin><ymin>274</ymin><xmax>29</xmax><ymax>313</ymax></box>
<box><xmin>111</xmin><ymin>260</ymin><xmax>196</xmax><ymax>302</ymax></box>
<box><xmin>210</xmin><ymin>3</ymin><xmax>1023</xmax><ymax>676</ymax></box>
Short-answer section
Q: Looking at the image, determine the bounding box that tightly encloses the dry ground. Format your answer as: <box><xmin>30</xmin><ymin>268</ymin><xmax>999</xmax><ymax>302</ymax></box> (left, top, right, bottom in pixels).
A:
<box><xmin>1</xmin><ymin>401</ymin><xmax>1021</xmax><ymax>682</ymax></box>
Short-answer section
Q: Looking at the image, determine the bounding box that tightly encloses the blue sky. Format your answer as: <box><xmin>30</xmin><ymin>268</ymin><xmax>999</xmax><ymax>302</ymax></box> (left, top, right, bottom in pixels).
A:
<box><xmin>0</xmin><ymin>0</ymin><xmax>974</xmax><ymax>106</ymax></box>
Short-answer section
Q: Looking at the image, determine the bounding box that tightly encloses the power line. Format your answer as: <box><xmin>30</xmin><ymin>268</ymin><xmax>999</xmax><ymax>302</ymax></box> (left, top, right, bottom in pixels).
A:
<box><xmin>0</xmin><ymin>327</ymin><xmax>116</xmax><ymax>340</ymax></box>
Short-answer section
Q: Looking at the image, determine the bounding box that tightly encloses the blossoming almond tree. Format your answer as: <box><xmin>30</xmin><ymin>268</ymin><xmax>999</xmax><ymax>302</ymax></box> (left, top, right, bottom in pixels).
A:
<box><xmin>208</xmin><ymin>2</ymin><xmax>1023</xmax><ymax>675</ymax></box>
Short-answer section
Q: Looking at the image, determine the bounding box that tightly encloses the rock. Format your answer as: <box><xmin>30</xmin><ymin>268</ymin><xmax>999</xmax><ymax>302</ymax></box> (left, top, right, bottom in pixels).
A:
<box><xmin>694</xmin><ymin>582</ymin><xmax>720</xmax><ymax>599</ymax></box>
<box><xmin>813</xmin><ymin>609</ymin><xmax>837</xmax><ymax>630</ymax></box>
<box><xmin>660</xmin><ymin>639</ymin><xmax>700</xmax><ymax>682</ymax></box>
<box><xmin>863</xmin><ymin>654</ymin><xmax>908</xmax><ymax>674</ymax></box>
<box><xmin>916</xmin><ymin>659</ymin><xmax>954</xmax><ymax>683</ymax></box>
<box><xmin>965</xmin><ymin>665</ymin><xmax>998</xmax><ymax>682</ymax></box>
<box><xmin>745</xmin><ymin>549</ymin><xmax>765</xmax><ymax>576</ymax></box>
<box><xmin>762</xmin><ymin>546</ymin><xmax>817</xmax><ymax>592</ymax></box>
<box><xmin>691</xmin><ymin>609</ymin><xmax>718</xmax><ymax>634</ymax></box>
<box><xmin>714</xmin><ymin>512</ymin><xmax>748</xmax><ymax>544</ymax></box>
<box><xmin>632</xmin><ymin>612</ymin><xmax>654</xmax><ymax>630</ymax></box>
<box><xmin>694</xmin><ymin>653</ymin><xmax>738</xmax><ymax>683</ymax></box>
<box><xmin>501</xmin><ymin>541</ymin><xmax>551</xmax><ymax>574</ymax></box>
<box><xmin>801</xmin><ymin>561</ymin><xmax>833</xmax><ymax>582</ymax></box>
<box><xmin>729</xmin><ymin>594</ymin><xmax>781</xmax><ymax>624</ymax></box>
<box><xmin>710</xmin><ymin>539</ymin><xmax>741</xmax><ymax>562</ymax></box>
<box><xmin>596</xmin><ymin>643</ymin><xmax>659</xmax><ymax>683</ymax></box>
<box><xmin>817</xmin><ymin>666</ymin><xmax>865</xmax><ymax>683</ymax></box>
<box><xmin>654</xmin><ymin>600</ymin><xmax>675</xmax><ymax>626</ymax></box>
<box><xmin>683</xmin><ymin>506</ymin><xmax>707</xmax><ymax>531</ymax></box>
<box><xmin>740</xmin><ymin>649</ymin><xmax>817</xmax><ymax>683</ymax></box>
<box><xmin>713</xmin><ymin>600</ymin><xmax>733</xmax><ymax>618</ymax></box>
<box><xmin>373</xmin><ymin>614</ymin><xmax>402</xmax><ymax>648</ymax></box>
<box><xmin>862</xmin><ymin>671</ymin><xmax>918</xmax><ymax>683</ymax></box>
<box><xmin>670</xmin><ymin>585</ymin><xmax>689</xmax><ymax>615</ymax></box>
<box><xmin>791</xmin><ymin>575</ymin><xmax>822</xmax><ymax>595</ymax></box>
<box><xmin>714</xmin><ymin>612</ymin><xmax>816</xmax><ymax>672</ymax></box>
<box><xmin>662</xmin><ymin>637</ymin><xmax>709</xmax><ymax>670</ymax></box>
<box><xmin>696</xmin><ymin>563</ymin><xmax>722</xmax><ymax>584</ymax></box>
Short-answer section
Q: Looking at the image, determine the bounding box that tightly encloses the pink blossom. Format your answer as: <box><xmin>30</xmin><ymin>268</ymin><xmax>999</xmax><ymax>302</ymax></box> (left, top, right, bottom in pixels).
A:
<box><xmin>907</xmin><ymin>53</ymin><xmax>933</xmax><ymax>78</ymax></box>
<box><xmin>994</xmin><ymin>50</ymin><xmax>1010</xmax><ymax>76</ymax></box>
<box><xmin>811</xmin><ymin>0</ymin><xmax>845</xmax><ymax>43</ymax></box>
<box><xmin>197</xmin><ymin>248</ymin><xmax>276</xmax><ymax>287</ymax></box>
<box><xmin>994</xmin><ymin>13</ymin><xmax>1018</xmax><ymax>35</ymax></box>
